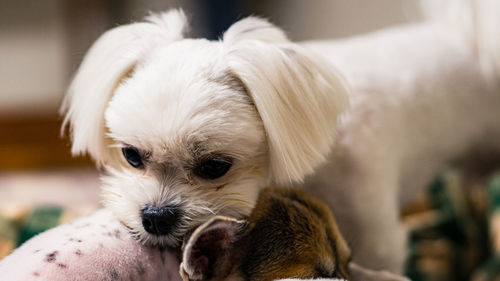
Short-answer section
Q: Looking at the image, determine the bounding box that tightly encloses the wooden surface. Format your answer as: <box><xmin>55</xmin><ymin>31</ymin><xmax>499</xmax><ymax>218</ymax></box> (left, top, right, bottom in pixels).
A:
<box><xmin>0</xmin><ymin>115</ymin><xmax>92</xmax><ymax>170</ymax></box>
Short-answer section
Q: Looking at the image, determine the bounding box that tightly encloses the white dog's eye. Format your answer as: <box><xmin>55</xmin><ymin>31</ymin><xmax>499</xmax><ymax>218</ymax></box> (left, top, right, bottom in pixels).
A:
<box><xmin>122</xmin><ymin>146</ymin><xmax>144</xmax><ymax>168</ymax></box>
<box><xmin>194</xmin><ymin>158</ymin><xmax>232</xmax><ymax>180</ymax></box>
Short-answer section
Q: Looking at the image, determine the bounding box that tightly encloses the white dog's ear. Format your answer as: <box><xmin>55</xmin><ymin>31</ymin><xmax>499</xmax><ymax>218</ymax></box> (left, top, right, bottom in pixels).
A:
<box><xmin>223</xmin><ymin>16</ymin><xmax>289</xmax><ymax>44</ymax></box>
<box><xmin>349</xmin><ymin>262</ymin><xmax>410</xmax><ymax>281</ymax></box>
<box><xmin>180</xmin><ymin>216</ymin><xmax>248</xmax><ymax>281</ymax></box>
<box><xmin>223</xmin><ymin>17</ymin><xmax>349</xmax><ymax>183</ymax></box>
<box><xmin>61</xmin><ymin>9</ymin><xmax>187</xmax><ymax>165</ymax></box>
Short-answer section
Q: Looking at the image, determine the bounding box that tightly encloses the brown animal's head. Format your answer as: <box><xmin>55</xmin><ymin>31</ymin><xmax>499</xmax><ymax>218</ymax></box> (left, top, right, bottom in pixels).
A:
<box><xmin>180</xmin><ymin>187</ymin><xmax>409</xmax><ymax>281</ymax></box>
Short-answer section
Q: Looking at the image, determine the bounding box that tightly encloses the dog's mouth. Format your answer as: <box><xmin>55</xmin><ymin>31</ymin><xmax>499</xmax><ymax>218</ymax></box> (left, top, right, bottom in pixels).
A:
<box><xmin>113</xmin><ymin>196</ymin><xmax>253</xmax><ymax>248</ymax></box>
<box><xmin>129</xmin><ymin>213</ymin><xmax>217</xmax><ymax>248</ymax></box>
<box><xmin>138</xmin><ymin>226</ymin><xmax>184</xmax><ymax>248</ymax></box>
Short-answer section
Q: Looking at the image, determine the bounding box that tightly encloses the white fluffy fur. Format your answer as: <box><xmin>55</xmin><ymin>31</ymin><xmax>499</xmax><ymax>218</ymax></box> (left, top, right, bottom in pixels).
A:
<box><xmin>224</xmin><ymin>18</ymin><xmax>349</xmax><ymax>183</ymax></box>
<box><xmin>62</xmin><ymin>0</ymin><xmax>500</xmax><ymax>274</ymax></box>
<box><xmin>421</xmin><ymin>0</ymin><xmax>500</xmax><ymax>76</ymax></box>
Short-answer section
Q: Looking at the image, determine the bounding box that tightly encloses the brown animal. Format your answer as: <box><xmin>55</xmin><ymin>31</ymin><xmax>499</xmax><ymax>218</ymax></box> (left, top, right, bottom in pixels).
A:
<box><xmin>180</xmin><ymin>187</ymin><xmax>409</xmax><ymax>281</ymax></box>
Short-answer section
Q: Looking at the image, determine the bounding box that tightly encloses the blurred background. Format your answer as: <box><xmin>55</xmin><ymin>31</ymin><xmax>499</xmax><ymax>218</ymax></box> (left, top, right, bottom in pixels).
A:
<box><xmin>8</xmin><ymin>1</ymin><xmax>500</xmax><ymax>280</ymax></box>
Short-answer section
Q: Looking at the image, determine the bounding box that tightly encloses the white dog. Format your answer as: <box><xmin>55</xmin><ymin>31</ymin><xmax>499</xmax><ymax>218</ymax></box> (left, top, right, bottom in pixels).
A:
<box><xmin>62</xmin><ymin>0</ymin><xmax>500</xmax><ymax>274</ymax></box>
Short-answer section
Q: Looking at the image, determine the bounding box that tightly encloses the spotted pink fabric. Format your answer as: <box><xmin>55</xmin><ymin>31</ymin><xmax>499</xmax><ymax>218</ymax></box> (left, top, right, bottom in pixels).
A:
<box><xmin>0</xmin><ymin>208</ymin><xmax>182</xmax><ymax>281</ymax></box>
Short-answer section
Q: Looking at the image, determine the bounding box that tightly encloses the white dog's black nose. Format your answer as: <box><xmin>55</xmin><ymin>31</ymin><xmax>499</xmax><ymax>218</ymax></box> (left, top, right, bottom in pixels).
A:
<box><xmin>141</xmin><ymin>205</ymin><xmax>179</xmax><ymax>235</ymax></box>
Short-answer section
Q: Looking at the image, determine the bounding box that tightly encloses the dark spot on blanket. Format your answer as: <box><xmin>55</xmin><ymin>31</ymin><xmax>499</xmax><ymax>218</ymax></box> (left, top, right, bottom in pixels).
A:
<box><xmin>99</xmin><ymin>243</ymin><xmax>104</xmax><ymax>248</ymax></box>
<box><xmin>75</xmin><ymin>223</ymin><xmax>91</xmax><ymax>229</ymax></box>
<box><xmin>110</xmin><ymin>269</ymin><xmax>119</xmax><ymax>279</ymax></box>
<box><xmin>57</xmin><ymin>263</ymin><xmax>68</xmax><ymax>269</ymax></box>
<box><xmin>45</xmin><ymin>251</ymin><xmax>58</xmax><ymax>263</ymax></box>
<box><xmin>33</xmin><ymin>271</ymin><xmax>40</xmax><ymax>276</ymax></box>
<box><xmin>33</xmin><ymin>249</ymin><xmax>40</xmax><ymax>253</ymax></box>
<box><xmin>113</xmin><ymin>229</ymin><xmax>122</xmax><ymax>239</ymax></box>
<box><xmin>68</xmin><ymin>238</ymin><xmax>83</xmax><ymax>243</ymax></box>
<box><xmin>75</xmin><ymin>249</ymin><xmax>83</xmax><ymax>256</ymax></box>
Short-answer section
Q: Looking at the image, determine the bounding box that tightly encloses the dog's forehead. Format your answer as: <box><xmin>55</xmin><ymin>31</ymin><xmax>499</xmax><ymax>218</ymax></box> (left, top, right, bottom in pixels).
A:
<box><xmin>105</xmin><ymin>39</ymin><xmax>263</xmax><ymax>155</ymax></box>
<box><xmin>143</xmin><ymin>39</ymin><xmax>223</xmax><ymax>75</ymax></box>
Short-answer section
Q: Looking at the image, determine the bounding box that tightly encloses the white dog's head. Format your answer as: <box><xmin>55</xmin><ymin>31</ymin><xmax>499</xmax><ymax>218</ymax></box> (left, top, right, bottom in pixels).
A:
<box><xmin>62</xmin><ymin>9</ymin><xmax>348</xmax><ymax>247</ymax></box>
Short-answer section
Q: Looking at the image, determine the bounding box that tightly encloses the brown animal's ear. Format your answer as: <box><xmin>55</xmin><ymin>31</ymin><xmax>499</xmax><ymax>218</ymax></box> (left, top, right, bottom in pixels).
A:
<box><xmin>349</xmin><ymin>263</ymin><xmax>410</xmax><ymax>281</ymax></box>
<box><xmin>180</xmin><ymin>216</ymin><xmax>248</xmax><ymax>281</ymax></box>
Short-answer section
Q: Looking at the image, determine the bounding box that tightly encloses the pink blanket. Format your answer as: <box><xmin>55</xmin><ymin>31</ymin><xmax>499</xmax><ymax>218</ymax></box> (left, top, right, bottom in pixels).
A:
<box><xmin>0</xmin><ymin>208</ymin><xmax>181</xmax><ymax>281</ymax></box>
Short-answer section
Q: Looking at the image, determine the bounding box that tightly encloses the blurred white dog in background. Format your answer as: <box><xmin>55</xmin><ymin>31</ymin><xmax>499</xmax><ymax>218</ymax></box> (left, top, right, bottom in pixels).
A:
<box><xmin>62</xmin><ymin>0</ymin><xmax>500</xmax><ymax>273</ymax></box>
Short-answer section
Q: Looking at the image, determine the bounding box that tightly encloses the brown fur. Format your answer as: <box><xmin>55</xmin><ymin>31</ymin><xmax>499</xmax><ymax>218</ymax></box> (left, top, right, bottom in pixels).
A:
<box><xmin>181</xmin><ymin>187</ymin><xmax>352</xmax><ymax>281</ymax></box>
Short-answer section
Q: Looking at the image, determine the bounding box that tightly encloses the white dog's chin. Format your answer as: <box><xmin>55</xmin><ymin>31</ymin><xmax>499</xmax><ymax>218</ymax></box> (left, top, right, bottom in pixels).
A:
<box><xmin>62</xmin><ymin>9</ymin><xmax>349</xmax><ymax>247</ymax></box>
